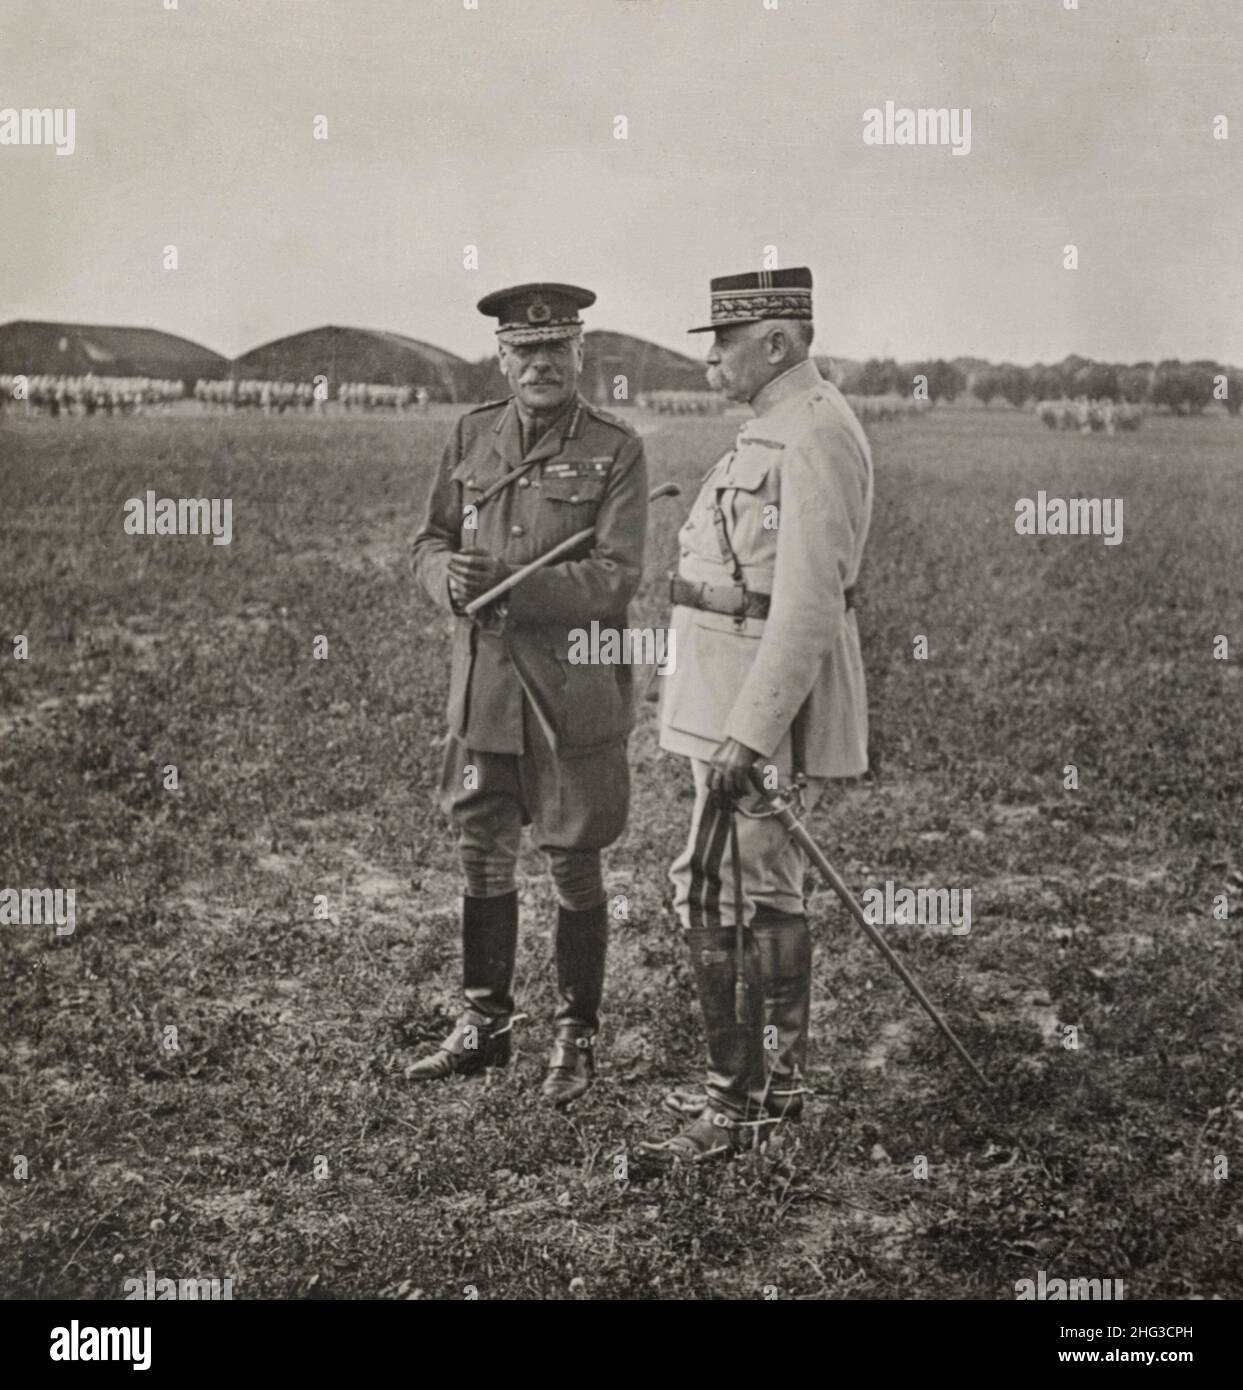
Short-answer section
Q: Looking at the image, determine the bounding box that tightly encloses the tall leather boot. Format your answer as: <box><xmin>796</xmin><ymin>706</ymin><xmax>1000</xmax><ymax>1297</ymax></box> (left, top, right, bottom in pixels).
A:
<box><xmin>643</xmin><ymin>925</ymin><xmax>775</xmax><ymax>1162</ymax></box>
<box><xmin>751</xmin><ymin>908</ymin><xmax>813</xmax><ymax>1121</ymax></box>
<box><xmin>541</xmin><ymin>901</ymin><xmax>608</xmax><ymax>1108</ymax></box>
<box><xmin>663</xmin><ymin>911</ymin><xmax>813</xmax><ymax>1123</ymax></box>
<box><xmin>407</xmin><ymin>891</ymin><xmax>518</xmax><ymax>1082</ymax></box>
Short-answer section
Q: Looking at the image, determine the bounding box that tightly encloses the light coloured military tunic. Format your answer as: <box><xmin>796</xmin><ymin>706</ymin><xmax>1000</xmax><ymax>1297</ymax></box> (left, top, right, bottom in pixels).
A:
<box><xmin>660</xmin><ymin>358</ymin><xmax>873</xmax><ymax>926</ymax></box>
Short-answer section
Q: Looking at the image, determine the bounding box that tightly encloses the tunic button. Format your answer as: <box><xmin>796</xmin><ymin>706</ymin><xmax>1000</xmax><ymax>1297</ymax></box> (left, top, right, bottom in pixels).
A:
<box><xmin>518</xmin><ymin>477</ymin><xmax>531</xmax><ymax>488</ymax></box>
<box><xmin>511</xmin><ymin>524</ymin><xmax>525</xmax><ymax>537</ymax></box>
<box><xmin>569</xmin><ymin>494</ymin><xmax>579</xmax><ymax>503</ymax></box>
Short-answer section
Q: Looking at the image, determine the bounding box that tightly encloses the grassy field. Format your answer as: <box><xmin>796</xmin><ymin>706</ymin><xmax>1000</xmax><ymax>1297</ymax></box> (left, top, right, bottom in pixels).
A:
<box><xmin>2</xmin><ymin>404</ymin><xmax>1241</xmax><ymax>1300</ymax></box>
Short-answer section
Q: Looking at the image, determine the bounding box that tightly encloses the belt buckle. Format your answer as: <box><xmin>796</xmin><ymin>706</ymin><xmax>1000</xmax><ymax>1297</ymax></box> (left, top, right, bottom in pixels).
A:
<box><xmin>728</xmin><ymin>585</ymin><xmax>749</xmax><ymax>626</ymax></box>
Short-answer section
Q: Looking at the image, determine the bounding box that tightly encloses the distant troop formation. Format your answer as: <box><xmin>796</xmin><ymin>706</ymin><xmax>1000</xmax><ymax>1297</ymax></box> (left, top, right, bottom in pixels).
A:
<box><xmin>845</xmin><ymin>392</ymin><xmax>931</xmax><ymax>423</ymax></box>
<box><xmin>339</xmin><ymin>381</ymin><xmax>429</xmax><ymax>412</ymax></box>
<box><xmin>191</xmin><ymin>378</ymin><xmax>432</xmax><ymax>413</ymax></box>
<box><xmin>194</xmin><ymin>378</ymin><xmax>322</xmax><ymax>412</ymax></box>
<box><xmin>0</xmin><ymin>373</ymin><xmax>185</xmax><ymax>415</ymax></box>
<box><xmin>637</xmin><ymin>390</ymin><xmax>727</xmax><ymax>415</ymax></box>
<box><xmin>0</xmin><ymin>373</ymin><xmax>434</xmax><ymax>417</ymax></box>
<box><xmin>634</xmin><ymin>389</ymin><xmax>932</xmax><ymax>423</ymax></box>
<box><xmin>1036</xmin><ymin>397</ymin><xmax>1143</xmax><ymax>433</ymax></box>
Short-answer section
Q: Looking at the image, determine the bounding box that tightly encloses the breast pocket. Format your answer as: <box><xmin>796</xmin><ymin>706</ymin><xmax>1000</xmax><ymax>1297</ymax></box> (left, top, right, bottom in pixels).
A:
<box><xmin>718</xmin><ymin>452</ymin><xmax>777</xmax><ymax>568</ymax></box>
<box><xmin>539</xmin><ymin>475</ymin><xmax>607</xmax><ymax>543</ymax></box>
<box><xmin>450</xmin><ymin>459</ymin><xmax>503</xmax><ymax>541</ymax></box>
<box><xmin>721</xmin><ymin>451</ymin><xmax>771</xmax><ymax>497</ymax></box>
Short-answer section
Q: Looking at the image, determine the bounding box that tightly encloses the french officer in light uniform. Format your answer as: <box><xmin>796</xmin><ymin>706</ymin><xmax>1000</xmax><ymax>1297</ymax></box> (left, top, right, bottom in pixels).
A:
<box><xmin>410</xmin><ymin>283</ymin><xmax>649</xmax><ymax>1107</ymax></box>
<box><xmin>648</xmin><ymin>267</ymin><xmax>873</xmax><ymax>1161</ymax></box>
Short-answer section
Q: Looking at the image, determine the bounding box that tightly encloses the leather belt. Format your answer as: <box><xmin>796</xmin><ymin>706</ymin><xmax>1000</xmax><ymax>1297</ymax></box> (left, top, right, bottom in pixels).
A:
<box><xmin>669</xmin><ymin>575</ymin><xmax>855</xmax><ymax>620</ymax></box>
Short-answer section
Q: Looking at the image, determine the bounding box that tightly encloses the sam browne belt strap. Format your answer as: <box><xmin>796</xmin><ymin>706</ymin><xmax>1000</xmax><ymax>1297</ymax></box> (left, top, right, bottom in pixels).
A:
<box><xmin>669</xmin><ymin>575</ymin><xmax>856</xmax><ymax>620</ymax></box>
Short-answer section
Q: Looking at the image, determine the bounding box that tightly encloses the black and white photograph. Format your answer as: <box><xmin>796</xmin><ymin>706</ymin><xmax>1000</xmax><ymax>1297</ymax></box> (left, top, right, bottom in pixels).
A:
<box><xmin>1</xmin><ymin>0</ymin><xmax>1240</xmax><ymax>1347</ymax></box>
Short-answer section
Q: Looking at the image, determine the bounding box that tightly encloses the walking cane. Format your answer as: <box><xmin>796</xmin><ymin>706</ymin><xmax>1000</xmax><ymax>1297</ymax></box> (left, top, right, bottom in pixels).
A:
<box><xmin>750</xmin><ymin>772</ymin><xmax>992</xmax><ymax>1091</ymax></box>
<box><xmin>463</xmin><ymin>481</ymin><xmax>682</xmax><ymax>616</ymax></box>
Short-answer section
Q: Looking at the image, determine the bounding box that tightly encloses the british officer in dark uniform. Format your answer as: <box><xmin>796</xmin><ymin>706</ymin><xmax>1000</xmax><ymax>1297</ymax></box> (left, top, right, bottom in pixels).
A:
<box><xmin>410</xmin><ymin>283</ymin><xmax>649</xmax><ymax>1106</ymax></box>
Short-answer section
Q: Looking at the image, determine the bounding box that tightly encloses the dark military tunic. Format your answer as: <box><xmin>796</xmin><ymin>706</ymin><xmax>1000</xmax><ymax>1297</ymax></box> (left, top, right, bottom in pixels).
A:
<box><xmin>415</xmin><ymin>394</ymin><xmax>649</xmax><ymax>756</ymax></box>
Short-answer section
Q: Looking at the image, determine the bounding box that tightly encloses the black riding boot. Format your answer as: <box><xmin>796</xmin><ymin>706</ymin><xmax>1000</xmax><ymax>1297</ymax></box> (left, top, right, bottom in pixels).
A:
<box><xmin>541</xmin><ymin>901</ymin><xmax>609</xmax><ymax>1107</ymax></box>
<box><xmin>643</xmin><ymin>924</ymin><xmax>776</xmax><ymax>1161</ymax></box>
<box><xmin>664</xmin><ymin>910</ymin><xmax>814</xmax><ymax>1123</ymax></box>
<box><xmin>407</xmin><ymin>891</ymin><xmax>518</xmax><ymax>1081</ymax></box>
<box><xmin>751</xmin><ymin>908</ymin><xmax>813</xmax><ymax>1120</ymax></box>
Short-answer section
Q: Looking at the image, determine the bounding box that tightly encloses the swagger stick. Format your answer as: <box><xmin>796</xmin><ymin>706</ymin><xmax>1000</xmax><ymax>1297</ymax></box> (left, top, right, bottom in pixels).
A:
<box><xmin>463</xmin><ymin>481</ymin><xmax>681</xmax><ymax>615</ymax></box>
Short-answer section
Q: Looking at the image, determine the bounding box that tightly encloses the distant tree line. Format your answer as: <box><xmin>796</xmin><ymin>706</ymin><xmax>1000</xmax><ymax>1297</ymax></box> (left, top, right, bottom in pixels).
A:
<box><xmin>827</xmin><ymin>353</ymin><xmax>1242</xmax><ymax>415</ymax></box>
<box><xmin>832</xmin><ymin>357</ymin><xmax>969</xmax><ymax>402</ymax></box>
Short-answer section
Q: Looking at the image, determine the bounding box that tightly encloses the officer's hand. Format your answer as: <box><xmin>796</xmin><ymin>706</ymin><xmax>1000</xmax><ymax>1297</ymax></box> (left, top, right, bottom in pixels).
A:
<box><xmin>447</xmin><ymin>551</ymin><xmax>512</xmax><ymax>607</ymax></box>
<box><xmin>707</xmin><ymin>737</ymin><xmax>762</xmax><ymax>803</ymax></box>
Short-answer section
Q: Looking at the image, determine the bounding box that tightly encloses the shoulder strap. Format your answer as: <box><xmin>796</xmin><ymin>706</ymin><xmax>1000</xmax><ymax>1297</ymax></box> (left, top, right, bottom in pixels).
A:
<box><xmin>711</xmin><ymin>451</ymin><xmax>745</xmax><ymax>584</ymax></box>
<box><xmin>474</xmin><ymin>458</ymin><xmax>541</xmax><ymax>508</ymax></box>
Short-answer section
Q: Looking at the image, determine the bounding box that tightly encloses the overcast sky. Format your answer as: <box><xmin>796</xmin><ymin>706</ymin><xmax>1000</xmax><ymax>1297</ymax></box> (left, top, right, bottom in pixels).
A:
<box><xmin>1</xmin><ymin>0</ymin><xmax>1239</xmax><ymax>366</ymax></box>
